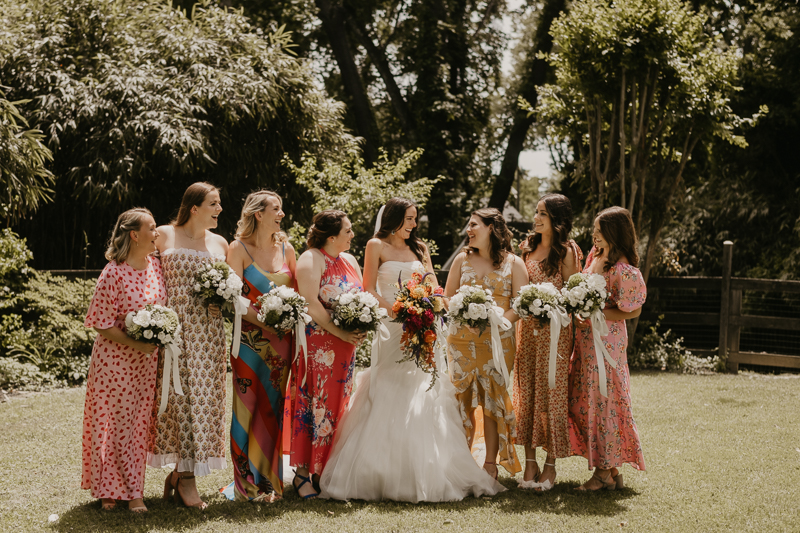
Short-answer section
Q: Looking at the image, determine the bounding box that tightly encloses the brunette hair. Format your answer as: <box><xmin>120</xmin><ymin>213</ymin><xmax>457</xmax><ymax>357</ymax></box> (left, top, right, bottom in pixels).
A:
<box><xmin>173</xmin><ymin>182</ymin><xmax>219</xmax><ymax>226</ymax></box>
<box><xmin>374</xmin><ymin>197</ymin><xmax>425</xmax><ymax>262</ymax></box>
<box><xmin>525</xmin><ymin>193</ymin><xmax>574</xmax><ymax>277</ymax></box>
<box><xmin>595</xmin><ymin>206</ymin><xmax>639</xmax><ymax>271</ymax></box>
<box><xmin>306</xmin><ymin>210</ymin><xmax>348</xmax><ymax>249</ymax></box>
<box><xmin>105</xmin><ymin>208</ymin><xmax>153</xmax><ymax>263</ymax></box>
<box><xmin>463</xmin><ymin>207</ymin><xmax>513</xmax><ymax>267</ymax></box>
<box><xmin>235</xmin><ymin>189</ymin><xmax>288</xmax><ymax>244</ymax></box>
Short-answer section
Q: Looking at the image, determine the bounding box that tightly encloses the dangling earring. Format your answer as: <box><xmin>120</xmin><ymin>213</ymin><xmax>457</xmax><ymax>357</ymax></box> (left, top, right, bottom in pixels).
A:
<box><xmin>391</xmin><ymin>230</ymin><xmax>396</xmax><ymax>235</ymax></box>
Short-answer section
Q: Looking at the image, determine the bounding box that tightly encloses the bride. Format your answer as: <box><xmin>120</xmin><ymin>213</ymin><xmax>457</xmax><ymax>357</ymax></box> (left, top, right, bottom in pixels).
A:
<box><xmin>318</xmin><ymin>198</ymin><xmax>504</xmax><ymax>502</ymax></box>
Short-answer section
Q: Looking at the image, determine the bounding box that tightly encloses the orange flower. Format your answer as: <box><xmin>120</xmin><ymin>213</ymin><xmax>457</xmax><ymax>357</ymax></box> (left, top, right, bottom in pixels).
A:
<box><xmin>424</xmin><ymin>330</ymin><xmax>437</xmax><ymax>344</ymax></box>
<box><xmin>392</xmin><ymin>301</ymin><xmax>403</xmax><ymax>313</ymax></box>
<box><xmin>434</xmin><ymin>285</ymin><xmax>444</xmax><ymax>295</ymax></box>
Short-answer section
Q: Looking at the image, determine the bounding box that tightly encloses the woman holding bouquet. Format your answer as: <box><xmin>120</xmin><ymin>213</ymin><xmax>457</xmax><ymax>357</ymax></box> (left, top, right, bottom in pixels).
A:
<box><xmin>82</xmin><ymin>208</ymin><xmax>166</xmax><ymax>513</ymax></box>
<box><xmin>149</xmin><ymin>182</ymin><xmax>229</xmax><ymax>509</ymax></box>
<box><xmin>514</xmin><ymin>194</ymin><xmax>582</xmax><ymax>491</ymax></box>
<box><xmin>226</xmin><ymin>190</ymin><xmax>296</xmax><ymax>502</ymax></box>
<box><xmin>445</xmin><ymin>208</ymin><xmax>528</xmax><ymax>480</ymax></box>
<box><xmin>290</xmin><ymin>210</ymin><xmax>367</xmax><ymax>499</ymax></box>
<box><xmin>568</xmin><ymin>206</ymin><xmax>646</xmax><ymax>490</ymax></box>
<box><xmin>320</xmin><ymin>198</ymin><xmax>503</xmax><ymax>502</ymax></box>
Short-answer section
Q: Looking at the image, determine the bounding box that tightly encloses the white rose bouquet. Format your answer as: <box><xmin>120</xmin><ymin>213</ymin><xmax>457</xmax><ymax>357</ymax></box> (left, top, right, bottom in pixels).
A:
<box><xmin>561</xmin><ymin>272</ymin><xmax>608</xmax><ymax>319</ymax></box>
<box><xmin>256</xmin><ymin>285</ymin><xmax>312</xmax><ymax>340</ymax></box>
<box><xmin>331</xmin><ymin>288</ymin><xmax>387</xmax><ymax>333</ymax></box>
<box><xmin>512</xmin><ymin>282</ymin><xmax>566</xmax><ymax>323</ymax></box>
<box><xmin>447</xmin><ymin>285</ymin><xmax>495</xmax><ymax>335</ymax></box>
<box><xmin>125</xmin><ymin>304</ymin><xmax>181</xmax><ymax>347</ymax></box>
<box><xmin>193</xmin><ymin>260</ymin><xmax>244</xmax><ymax>309</ymax></box>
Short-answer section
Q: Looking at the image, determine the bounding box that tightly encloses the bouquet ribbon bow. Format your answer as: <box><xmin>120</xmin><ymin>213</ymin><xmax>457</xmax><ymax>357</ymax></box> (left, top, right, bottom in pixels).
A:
<box><xmin>158</xmin><ymin>341</ymin><xmax>185</xmax><ymax>416</ymax></box>
<box><xmin>489</xmin><ymin>305</ymin><xmax>513</xmax><ymax>387</ymax></box>
<box><xmin>590</xmin><ymin>309</ymin><xmax>617</xmax><ymax>398</ymax></box>
<box><xmin>230</xmin><ymin>295</ymin><xmax>251</xmax><ymax>359</ymax></box>
<box><xmin>546</xmin><ymin>306</ymin><xmax>571</xmax><ymax>389</ymax></box>
<box><xmin>368</xmin><ymin>321</ymin><xmax>392</xmax><ymax>402</ymax></box>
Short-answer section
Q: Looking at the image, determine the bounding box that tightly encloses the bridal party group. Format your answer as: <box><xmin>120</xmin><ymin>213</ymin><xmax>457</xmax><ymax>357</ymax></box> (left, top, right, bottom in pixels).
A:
<box><xmin>81</xmin><ymin>181</ymin><xmax>647</xmax><ymax>513</ymax></box>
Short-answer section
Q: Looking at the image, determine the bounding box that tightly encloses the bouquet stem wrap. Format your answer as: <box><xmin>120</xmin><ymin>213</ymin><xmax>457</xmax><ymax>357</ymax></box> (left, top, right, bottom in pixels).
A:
<box><xmin>158</xmin><ymin>342</ymin><xmax>185</xmax><ymax>416</ymax></box>
<box><xmin>488</xmin><ymin>306</ymin><xmax>513</xmax><ymax>387</ymax></box>
<box><xmin>368</xmin><ymin>321</ymin><xmax>392</xmax><ymax>402</ymax></box>
<box><xmin>547</xmin><ymin>306</ymin><xmax>571</xmax><ymax>389</ymax></box>
<box><xmin>230</xmin><ymin>295</ymin><xmax>251</xmax><ymax>359</ymax></box>
<box><xmin>590</xmin><ymin>309</ymin><xmax>616</xmax><ymax>398</ymax></box>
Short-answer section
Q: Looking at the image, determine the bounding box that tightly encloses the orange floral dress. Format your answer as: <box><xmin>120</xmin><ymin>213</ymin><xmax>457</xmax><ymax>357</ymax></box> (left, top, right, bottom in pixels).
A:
<box><xmin>513</xmin><ymin>241</ymin><xmax>582</xmax><ymax>458</ymax></box>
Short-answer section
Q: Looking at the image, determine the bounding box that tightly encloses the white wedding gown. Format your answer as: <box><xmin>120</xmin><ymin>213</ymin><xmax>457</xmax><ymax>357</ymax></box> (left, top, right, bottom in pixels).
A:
<box><xmin>318</xmin><ymin>261</ymin><xmax>505</xmax><ymax>502</ymax></box>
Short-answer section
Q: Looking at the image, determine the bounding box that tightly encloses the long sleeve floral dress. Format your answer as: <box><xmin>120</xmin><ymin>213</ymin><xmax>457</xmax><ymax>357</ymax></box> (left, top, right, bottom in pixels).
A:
<box><xmin>568</xmin><ymin>248</ymin><xmax>647</xmax><ymax>470</ymax></box>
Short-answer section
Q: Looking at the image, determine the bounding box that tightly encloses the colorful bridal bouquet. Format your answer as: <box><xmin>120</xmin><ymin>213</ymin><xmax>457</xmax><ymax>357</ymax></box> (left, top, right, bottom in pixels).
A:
<box><xmin>512</xmin><ymin>282</ymin><xmax>566</xmax><ymax>323</ymax></box>
<box><xmin>332</xmin><ymin>288</ymin><xmax>387</xmax><ymax>333</ymax></box>
<box><xmin>256</xmin><ymin>285</ymin><xmax>311</xmax><ymax>340</ymax></box>
<box><xmin>391</xmin><ymin>270</ymin><xmax>446</xmax><ymax>388</ymax></box>
<box><xmin>193</xmin><ymin>261</ymin><xmax>244</xmax><ymax>309</ymax></box>
<box><xmin>447</xmin><ymin>284</ymin><xmax>496</xmax><ymax>335</ymax></box>
<box><xmin>560</xmin><ymin>272</ymin><xmax>608</xmax><ymax>319</ymax></box>
<box><xmin>125</xmin><ymin>304</ymin><xmax>181</xmax><ymax>347</ymax></box>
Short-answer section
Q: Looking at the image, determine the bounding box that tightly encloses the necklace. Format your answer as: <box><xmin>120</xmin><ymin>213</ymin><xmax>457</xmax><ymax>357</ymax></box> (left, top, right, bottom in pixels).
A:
<box><xmin>183</xmin><ymin>226</ymin><xmax>204</xmax><ymax>241</ymax></box>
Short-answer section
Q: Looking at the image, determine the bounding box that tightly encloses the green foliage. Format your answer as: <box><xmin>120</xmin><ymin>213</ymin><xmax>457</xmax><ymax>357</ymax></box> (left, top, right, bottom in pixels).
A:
<box><xmin>0</xmin><ymin>229</ymin><xmax>34</xmax><ymax>292</ymax></box>
<box><xmin>631</xmin><ymin>318</ymin><xmax>721</xmax><ymax>374</ymax></box>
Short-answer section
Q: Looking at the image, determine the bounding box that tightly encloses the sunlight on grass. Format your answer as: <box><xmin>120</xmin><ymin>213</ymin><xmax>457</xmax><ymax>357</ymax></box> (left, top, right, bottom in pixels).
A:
<box><xmin>1</xmin><ymin>371</ymin><xmax>798</xmax><ymax>532</ymax></box>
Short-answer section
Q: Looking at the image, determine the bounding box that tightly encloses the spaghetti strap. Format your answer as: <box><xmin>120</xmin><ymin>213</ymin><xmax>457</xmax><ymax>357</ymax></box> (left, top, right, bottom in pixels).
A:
<box><xmin>238</xmin><ymin>240</ymin><xmax>256</xmax><ymax>262</ymax></box>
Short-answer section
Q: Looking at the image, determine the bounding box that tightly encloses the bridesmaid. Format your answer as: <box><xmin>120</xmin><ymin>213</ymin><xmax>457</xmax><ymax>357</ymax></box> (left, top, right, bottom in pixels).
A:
<box><xmin>514</xmin><ymin>194</ymin><xmax>581</xmax><ymax>491</ymax></box>
<box><xmin>568</xmin><ymin>206</ymin><xmax>646</xmax><ymax>490</ymax></box>
<box><xmin>82</xmin><ymin>208</ymin><xmax>166</xmax><ymax>513</ymax></box>
<box><xmin>149</xmin><ymin>182</ymin><xmax>229</xmax><ymax>509</ymax></box>
<box><xmin>226</xmin><ymin>190</ymin><xmax>296</xmax><ymax>502</ymax></box>
<box><xmin>445</xmin><ymin>208</ymin><xmax>528</xmax><ymax>480</ymax></box>
<box><xmin>290</xmin><ymin>210</ymin><xmax>367</xmax><ymax>499</ymax></box>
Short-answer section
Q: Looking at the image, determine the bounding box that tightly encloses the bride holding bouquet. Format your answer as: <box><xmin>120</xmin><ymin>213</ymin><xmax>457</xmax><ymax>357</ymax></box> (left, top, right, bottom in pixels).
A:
<box><xmin>319</xmin><ymin>198</ymin><xmax>502</xmax><ymax>502</ymax></box>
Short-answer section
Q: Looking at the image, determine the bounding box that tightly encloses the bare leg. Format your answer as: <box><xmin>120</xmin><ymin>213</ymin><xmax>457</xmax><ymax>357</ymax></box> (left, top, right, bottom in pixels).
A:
<box><xmin>293</xmin><ymin>466</ymin><xmax>318</xmax><ymax>499</ymax></box>
<box><xmin>523</xmin><ymin>445</ymin><xmax>539</xmax><ymax>482</ymax></box>
<box><xmin>537</xmin><ymin>454</ymin><xmax>556</xmax><ymax>486</ymax></box>
<box><xmin>575</xmin><ymin>467</ymin><xmax>619</xmax><ymax>491</ymax></box>
<box><xmin>175</xmin><ymin>472</ymin><xmax>207</xmax><ymax>509</ymax></box>
<box><xmin>483</xmin><ymin>412</ymin><xmax>500</xmax><ymax>478</ymax></box>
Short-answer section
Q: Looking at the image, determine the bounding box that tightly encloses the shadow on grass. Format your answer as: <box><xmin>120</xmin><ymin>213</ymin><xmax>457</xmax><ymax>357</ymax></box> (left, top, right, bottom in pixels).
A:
<box><xmin>52</xmin><ymin>479</ymin><xmax>638</xmax><ymax>532</ymax></box>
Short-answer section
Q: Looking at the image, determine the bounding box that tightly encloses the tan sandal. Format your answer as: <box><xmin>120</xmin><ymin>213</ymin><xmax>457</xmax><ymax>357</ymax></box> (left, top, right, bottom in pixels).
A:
<box><xmin>575</xmin><ymin>470</ymin><xmax>616</xmax><ymax>491</ymax></box>
<box><xmin>100</xmin><ymin>499</ymin><xmax>116</xmax><ymax>511</ymax></box>
<box><xmin>175</xmin><ymin>474</ymin><xmax>208</xmax><ymax>510</ymax></box>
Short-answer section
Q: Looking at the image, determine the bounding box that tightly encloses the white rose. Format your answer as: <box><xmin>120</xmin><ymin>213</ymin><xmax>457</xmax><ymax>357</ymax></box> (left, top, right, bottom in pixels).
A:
<box><xmin>143</xmin><ymin>329</ymin><xmax>153</xmax><ymax>339</ymax></box>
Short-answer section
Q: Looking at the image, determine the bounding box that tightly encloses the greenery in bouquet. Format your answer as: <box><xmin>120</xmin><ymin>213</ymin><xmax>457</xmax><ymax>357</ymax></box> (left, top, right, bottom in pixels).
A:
<box><xmin>331</xmin><ymin>289</ymin><xmax>387</xmax><ymax>333</ymax></box>
<box><xmin>447</xmin><ymin>284</ymin><xmax>495</xmax><ymax>335</ymax></box>
<box><xmin>256</xmin><ymin>284</ymin><xmax>311</xmax><ymax>340</ymax></box>
<box><xmin>193</xmin><ymin>261</ymin><xmax>243</xmax><ymax>309</ymax></box>
<box><xmin>391</xmin><ymin>270</ymin><xmax>445</xmax><ymax>388</ymax></box>
<box><xmin>561</xmin><ymin>273</ymin><xmax>608</xmax><ymax>319</ymax></box>
<box><xmin>125</xmin><ymin>304</ymin><xmax>181</xmax><ymax>348</ymax></box>
<box><xmin>512</xmin><ymin>282</ymin><xmax>565</xmax><ymax>324</ymax></box>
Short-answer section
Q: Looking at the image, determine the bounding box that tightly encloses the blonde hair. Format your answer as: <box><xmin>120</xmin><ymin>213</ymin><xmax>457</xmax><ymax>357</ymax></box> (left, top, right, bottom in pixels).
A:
<box><xmin>235</xmin><ymin>190</ymin><xmax>288</xmax><ymax>244</ymax></box>
<box><xmin>105</xmin><ymin>208</ymin><xmax>153</xmax><ymax>263</ymax></box>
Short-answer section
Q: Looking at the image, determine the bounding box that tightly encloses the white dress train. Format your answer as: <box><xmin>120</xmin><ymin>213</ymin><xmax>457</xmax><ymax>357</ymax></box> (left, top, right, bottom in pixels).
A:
<box><xmin>319</xmin><ymin>260</ymin><xmax>505</xmax><ymax>502</ymax></box>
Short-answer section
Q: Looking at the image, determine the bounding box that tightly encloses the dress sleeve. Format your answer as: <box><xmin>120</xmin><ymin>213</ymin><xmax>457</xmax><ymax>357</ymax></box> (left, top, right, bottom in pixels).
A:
<box><xmin>84</xmin><ymin>263</ymin><xmax>121</xmax><ymax>329</ymax></box>
<box><xmin>584</xmin><ymin>246</ymin><xmax>597</xmax><ymax>270</ymax></box>
<box><xmin>568</xmin><ymin>240</ymin><xmax>584</xmax><ymax>271</ymax></box>
<box><xmin>609</xmin><ymin>264</ymin><xmax>647</xmax><ymax>312</ymax></box>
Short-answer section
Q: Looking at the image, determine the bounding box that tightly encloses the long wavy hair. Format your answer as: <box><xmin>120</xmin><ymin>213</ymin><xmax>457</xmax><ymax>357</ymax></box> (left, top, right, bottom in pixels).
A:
<box><xmin>306</xmin><ymin>210</ymin><xmax>348</xmax><ymax>249</ymax></box>
<box><xmin>105</xmin><ymin>208</ymin><xmax>153</xmax><ymax>263</ymax></box>
<box><xmin>374</xmin><ymin>197</ymin><xmax>425</xmax><ymax>262</ymax></box>
<box><xmin>234</xmin><ymin>190</ymin><xmax>288</xmax><ymax>244</ymax></box>
<box><xmin>173</xmin><ymin>182</ymin><xmax>219</xmax><ymax>226</ymax></box>
<box><xmin>595</xmin><ymin>206</ymin><xmax>639</xmax><ymax>271</ymax></box>
<box><xmin>463</xmin><ymin>208</ymin><xmax>513</xmax><ymax>267</ymax></box>
<box><xmin>525</xmin><ymin>193</ymin><xmax>574</xmax><ymax>277</ymax></box>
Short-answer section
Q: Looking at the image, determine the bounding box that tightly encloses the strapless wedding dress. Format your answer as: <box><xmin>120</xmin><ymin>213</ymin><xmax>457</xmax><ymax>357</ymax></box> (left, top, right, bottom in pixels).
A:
<box><xmin>318</xmin><ymin>261</ymin><xmax>504</xmax><ymax>502</ymax></box>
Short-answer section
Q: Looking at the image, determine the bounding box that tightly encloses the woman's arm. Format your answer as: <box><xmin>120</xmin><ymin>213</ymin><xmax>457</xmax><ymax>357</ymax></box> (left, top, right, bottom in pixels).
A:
<box><xmin>561</xmin><ymin>242</ymin><xmax>580</xmax><ymax>281</ymax></box>
<box><xmin>362</xmin><ymin>239</ymin><xmax>395</xmax><ymax>316</ymax></box>
<box><xmin>95</xmin><ymin>326</ymin><xmax>157</xmax><ymax>356</ymax></box>
<box><xmin>443</xmin><ymin>253</ymin><xmax>465</xmax><ymax>298</ymax></box>
<box><xmin>603</xmin><ymin>307</ymin><xmax>641</xmax><ymax>321</ymax></box>
<box><xmin>504</xmin><ymin>254</ymin><xmax>529</xmax><ymax>324</ymax></box>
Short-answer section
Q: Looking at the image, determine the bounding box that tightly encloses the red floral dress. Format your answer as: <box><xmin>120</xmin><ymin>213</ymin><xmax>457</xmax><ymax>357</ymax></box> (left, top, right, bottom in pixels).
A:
<box><xmin>289</xmin><ymin>249</ymin><xmax>361</xmax><ymax>475</ymax></box>
<box><xmin>82</xmin><ymin>256</ymin><xmax>167</xmax><ymax>500</ymax></box>
<box><xmin>568</xmin><ymin>248</ymin><xmax>647</xmax><ymax>470</ymax></box>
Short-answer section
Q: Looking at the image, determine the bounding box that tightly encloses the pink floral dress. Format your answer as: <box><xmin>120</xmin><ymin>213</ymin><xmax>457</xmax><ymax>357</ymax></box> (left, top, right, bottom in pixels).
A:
<box><xmin>568</xmin><ymin>248</ymin><xmax>646</xmax><ymax>470</ymax></box>
<box><xmin>82</xmin><ymin>256</ymin><xmax>167</xmax><ymax>500</ymax></box>
<box><xmin>289</xmin><ymin>249</ymin><xmax>361</xmax><ymax>475</ymax></box>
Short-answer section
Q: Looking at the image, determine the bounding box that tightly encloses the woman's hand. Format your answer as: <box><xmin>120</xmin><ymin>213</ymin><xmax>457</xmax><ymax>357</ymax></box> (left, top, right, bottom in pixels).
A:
<box><xmin>208</xmin><ymin>304</ymin><xmax>222</xmax><ymax>318</ymax></box>
<box><xmin>133</xmin><ymin>340</ymin><xmax>158</xmax><ymax>355</ymax></box>
<box><xmin>339</xmin><ymin>329</ymin><xmax>368</xmax><ymax>345</ymax></box>
<box><xmin>467</xmin><ymin>326</ymin><xmax>481</xmax><ymax>336</ymax></box>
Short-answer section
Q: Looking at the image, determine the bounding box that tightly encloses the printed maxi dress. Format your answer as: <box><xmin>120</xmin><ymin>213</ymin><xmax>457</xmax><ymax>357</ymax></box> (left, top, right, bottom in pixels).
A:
<box><xmin>148</xmin><ymin>248</ymin><xmax>228</xmax><ymax>475</ymax></box>
<box><xmin>82</xmin><ymin>256</ymin><xmax>167</xmax><ymax>500</ymax></box>
<box><xmin>513</xmin><ymin>241</ymin><xmax>582</xmax><ymax>458</ymax></box>
<box><xmin>289</xmin><ymin>249</ymin><xmax>361</xmax><ymax>476</ymax></box>
<box><xmin>568</xmin><ymin>248</ymin><xmax>647</xmax><ymax>470</ymax></box>
<box><xmin>230</xmin><ymin>242</ymin><xmax>293</xmax><ymax>500</ymax></box>
<box><xmin>446</xmin><ymin>254</ymin><xmax>521</xmax><ymax>476</ymax></box>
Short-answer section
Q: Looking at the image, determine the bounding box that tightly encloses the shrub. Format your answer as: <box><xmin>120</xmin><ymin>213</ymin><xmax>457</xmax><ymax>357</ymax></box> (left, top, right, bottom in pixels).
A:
<box><xmin>630</xmin><ymin>317</ymin><xmax>720</xmax><ymax>374</ymax></box>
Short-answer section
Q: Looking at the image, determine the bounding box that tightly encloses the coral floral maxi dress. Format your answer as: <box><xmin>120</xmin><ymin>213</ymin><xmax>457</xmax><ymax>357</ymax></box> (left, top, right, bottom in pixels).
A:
<box><xmin>82</xmin><ymin>256</ymin><xmax>167</xmax><ymax>500</ymax></box>
<box><xmin>513</xmin><ymin>242</ymin><xmax>582</xmax><ymax>459</ymax></box>
<box><xmin>568</xmin><ymin>248</ymin><xmax>647</xmax><ymax>471</ymax></box>
<box><xmin>289</xmin><ymin>249</ymin><xmax>361</xmax><ymax>476</ymax></box>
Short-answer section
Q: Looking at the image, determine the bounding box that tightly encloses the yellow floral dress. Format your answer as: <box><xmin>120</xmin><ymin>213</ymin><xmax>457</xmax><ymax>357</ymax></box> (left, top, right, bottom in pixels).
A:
<box><xmin>446</xmin><ymin>254</ymin><xmax>520</xmax><ymax>475</ymax></box>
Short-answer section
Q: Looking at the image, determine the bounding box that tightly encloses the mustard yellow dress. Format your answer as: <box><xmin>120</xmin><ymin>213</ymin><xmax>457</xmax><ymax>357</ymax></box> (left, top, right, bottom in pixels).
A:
<box><xmin>446</xmin><ymin>254</ymin><xmax>521</xmax><ymax>475</ymax></box>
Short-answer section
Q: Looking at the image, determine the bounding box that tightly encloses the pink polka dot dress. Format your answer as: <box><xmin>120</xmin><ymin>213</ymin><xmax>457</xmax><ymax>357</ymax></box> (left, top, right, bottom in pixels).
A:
<box><xmin>81</xmin><ymin>256</ymin><xmax>167</xmax><ymax>500</ymax></box>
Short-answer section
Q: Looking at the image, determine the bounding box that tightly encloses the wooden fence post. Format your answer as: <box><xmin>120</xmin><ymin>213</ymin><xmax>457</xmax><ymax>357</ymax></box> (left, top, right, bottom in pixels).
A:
<box><xmin>720</xmin><ymin>241</ymin><xmax>735</xmax><ymax>372</ymax></box>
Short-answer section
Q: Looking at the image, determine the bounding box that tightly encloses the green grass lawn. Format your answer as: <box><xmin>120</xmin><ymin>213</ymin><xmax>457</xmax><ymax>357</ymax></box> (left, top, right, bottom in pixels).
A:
<box><xmin>1</xmin><ymin>371</ymin><xmax>799</xmax><ymax>532</ymax></box>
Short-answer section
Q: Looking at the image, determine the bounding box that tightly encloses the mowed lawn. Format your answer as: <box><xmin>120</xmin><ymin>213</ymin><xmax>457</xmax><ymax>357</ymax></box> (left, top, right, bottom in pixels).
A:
<box><xmin>1</xmin><ymin>370</ymin><xmax>799</xmax><ymax>532</ymax></box>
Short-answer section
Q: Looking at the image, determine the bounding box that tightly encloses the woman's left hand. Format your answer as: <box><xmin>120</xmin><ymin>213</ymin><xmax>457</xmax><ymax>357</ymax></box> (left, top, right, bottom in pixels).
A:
<box><xmin>208</xmin><ymin>304</ymin><xmax>222</xmax><ymax>318</ymax></box>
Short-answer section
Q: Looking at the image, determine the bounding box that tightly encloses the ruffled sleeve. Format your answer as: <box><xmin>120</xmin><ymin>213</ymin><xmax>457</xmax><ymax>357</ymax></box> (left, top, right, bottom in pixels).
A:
<box><xmin>84</xmin><ymin>262</ymin><xmax>121</xmax><ymax>330</ymax></box>
<box><xmin>608</xmin><ymin>263</ymin><xmax>647</xmax><ymax>312</ymax></box>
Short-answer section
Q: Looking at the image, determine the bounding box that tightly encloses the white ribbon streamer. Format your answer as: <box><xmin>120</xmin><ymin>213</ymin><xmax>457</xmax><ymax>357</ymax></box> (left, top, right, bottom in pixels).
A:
<box><xmin>158</xmin><ymin>342</ymin><xmax>184</xmax><ymax>416</ymax></box>
<box><xmin>546</xmin><ymin>306</ymin><xmax>571</xmax><ymax>389</ymax></box>
<box><xmin>230</xmin><ymin>295</ymin><xmax>251</xmax><ymax>359</ymax></box>
<box><xmin>488</xmin><ymin>305</ymin><xmax>513</xmax><ymax>387</ymax></box>
<box><xmin>589</xmin><ymin>309</ymin><xmax>616</xmax><ymax>398</ymax></box>
<box><xmin>374</xmin><ymin>204</ymin><xmax>386</xmax><ymax>235</ymax></box>
<box><xmin>368</xmin><ymin>321</ymin><xmax>392</xmax><ymax>401</ymax></box>
<box><xmin>295</xmin><ymin>313</ymin><xmax>312</xmax><ymax>387</ymax></box>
